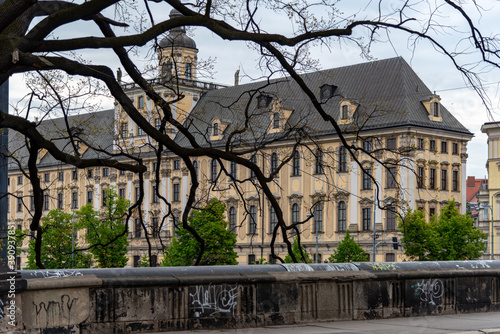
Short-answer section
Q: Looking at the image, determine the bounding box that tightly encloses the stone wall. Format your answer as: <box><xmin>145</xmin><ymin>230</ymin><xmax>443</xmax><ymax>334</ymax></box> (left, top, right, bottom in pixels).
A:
<box><xmin>1</xmin><ymin>261</ymin><xmax>500</xmax><ymax>333</ymax></box>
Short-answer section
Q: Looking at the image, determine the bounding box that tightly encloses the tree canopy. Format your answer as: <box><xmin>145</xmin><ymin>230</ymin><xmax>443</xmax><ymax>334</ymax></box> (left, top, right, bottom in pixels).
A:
<box><xmin>398</xmin><ymin>201</ymin><xmax>487</xmax><ymax>261</ymax></box>
<box><xmin>161</xmin><ymin>198</ymin><xmax>238</xmax><ymax>266</ymax></box>
<box><xmin>77</xmin><ymin>187</ymin><xmax>130</xmax><ymax>268</ymax></box>
<box><xmin>329</xmin><ymin>230</ymin><xmax>368</xmax><ymax>263</ymax></box>
<box><xmin>284</xmin><ymin>237</ymin><xmax>312</xmax><ymax>264</ymax></box>
<box><xmin>1</xmin><ymin>1</ymin><xmax>499</xmax><ymax>267</ymax></box>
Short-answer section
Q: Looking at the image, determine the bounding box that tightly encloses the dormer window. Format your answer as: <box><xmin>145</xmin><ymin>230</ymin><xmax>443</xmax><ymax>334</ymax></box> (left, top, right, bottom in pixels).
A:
<box><xmin>423</xmin><ymin>95</ymin><xmax>442</xmax><ymax>122</ymax></box>
<box><xmin>213</xmin><ymin>122</ymin><xmax>219</xmax><ymax>136</ymax></box>
<box><xmin>257</xmin><ymin>94</ymin><xmax>273</xmax><ymax>109</ymax></box>
<box><xmin>272</xmin><ymin>112</ymin><xmax>280</xmax><ymax>129</ymax></box>
<box><xmin>432</xmin><ymin>102</ymin><xmax>439</xmax><ymax>117</ymax></box>
<box><xmin>341</xmin><ymin>105</ymin><xmax>349</xmax><ymax>120</ymax></box>
<box><xmin>320</xmin><ymin>84</ymin><xmax>337</xmax><ymax>101</ymax></box>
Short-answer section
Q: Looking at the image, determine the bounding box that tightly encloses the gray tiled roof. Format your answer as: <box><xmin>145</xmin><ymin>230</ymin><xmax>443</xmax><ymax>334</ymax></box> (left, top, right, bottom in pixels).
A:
<box><xmin>175</xmin><ymin>57</ymin><xmax>472</xmax><ymax>148</ymax></box>
<box><xmin>8</xmin><ymin>109</ymin><xmax>114</xmax><ymax>170</ymax></box>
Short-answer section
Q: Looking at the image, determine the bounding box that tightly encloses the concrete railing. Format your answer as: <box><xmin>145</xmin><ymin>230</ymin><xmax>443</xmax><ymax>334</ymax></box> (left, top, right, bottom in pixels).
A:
<box><xmin>1</xmin><ymin>260</ymin><xmax>500</xmax><ymax>333</ymax></box>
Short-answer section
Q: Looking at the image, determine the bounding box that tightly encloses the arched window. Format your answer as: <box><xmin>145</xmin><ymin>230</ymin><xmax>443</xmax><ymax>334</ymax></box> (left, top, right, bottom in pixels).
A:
<box><xmin>339</xmin><ymin>147</ymin><xmax>347</xmax><ymax>172</ymax></box>
<box><xmin>249</xmin><ymin>205</ymin><xmax>257</xmax><ymax>234</ymax></box>
<box><xmin>313</xmin><ymin>203</ymin><xmax>323</xmax><ymax>232</ymax></box>
<box><xmin>272</xmin><ymin>112</ymin><xmax>280</xmax><ymax>129</ymax></box>
<box><xmin>185</xmin><ymin>63</ymin><xmax>192</xmax><ymax>79</ymax></box>
<box><xmin>292</xmin><ymin>203</ymin><xmax>300</xmax><ymax>225</ymax></box>
<box><xmin>213</xmin><ymin>122</ymin><xmax>219</xmax><ymax>136</ymax></box>
<box><xmin>211</xmin><ymin>159</ymin><xmax>218</xmax><ymax>183</ymax></box>
<box><xmin>270</xmin><ymin>152</ymin><xmax>278</xmax><ymax>174</ymax></box>
<box><xmin>292</xmin><ymin>151</ymin><xmax>300</xmax><ymax>176</ymax></box>
<box><xmin>269</xmin><ymin>205</ymin><xmax>278</xmax><ymax>232</ymax></box>
<box><xmin>338</xmin><ymin>201</ymin><xmax>346</xmax><ymax>231</ymax></box>
<box><xmin>229</xmin><ymin>206</ymin><xmax>237</xmax><ymax>234</ymax></box>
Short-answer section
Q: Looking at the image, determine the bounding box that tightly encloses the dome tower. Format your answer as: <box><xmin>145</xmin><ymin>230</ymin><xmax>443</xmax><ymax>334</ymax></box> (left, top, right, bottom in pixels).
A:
<box><xmin>159</xmin><ymin>9</ymin><xmax>198</xmax><ymax>81</ymax></box>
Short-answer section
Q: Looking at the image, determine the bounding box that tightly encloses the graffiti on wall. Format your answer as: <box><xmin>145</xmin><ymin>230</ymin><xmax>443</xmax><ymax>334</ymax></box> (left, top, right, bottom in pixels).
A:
<box><xmin>366</xmin><ymin>263</ymin><xmax>399</xmax><ymax>271</ymax></box>
<box><xmin>30</xmin><ymin>270</ymin><xmax>83</xmax><ymax>279</ymax></box>
<box><xmin>0</xmin><ymin>297</ymin><xmax>4</xmax><ymax>319</ymax></box>
<box><xmin>33</xmin><ymin>294</ymin><xmax>79</xmax><ymax>326</ymax></box>
<box><xmin>190</xmin><ymin>284</ymin><xmax>238</xmax><ymax>317</ymax></box>
<box><xmin>411</xmin><ymin>279</ymin><xmax>444</xmax><ymax>306</ymax></box>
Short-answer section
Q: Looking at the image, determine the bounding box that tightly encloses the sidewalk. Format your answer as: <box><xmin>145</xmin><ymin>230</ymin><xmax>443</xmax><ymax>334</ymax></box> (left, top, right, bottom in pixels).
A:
<box><xmin>159</xmin><ymin>312</ymin><xmax>500</xmax><ymax>334</ymax></box>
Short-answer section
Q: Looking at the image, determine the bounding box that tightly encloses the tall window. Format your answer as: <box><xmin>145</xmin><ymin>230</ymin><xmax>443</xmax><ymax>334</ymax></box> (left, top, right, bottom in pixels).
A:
<box><xmin>250</xmin><ymin>154</ymin><xmax>257</xmax><ymax>179</ymax></box>
<box><xmin>44</xmin><ymin>173</ymin><xmax>50</xmax><ymax>182</ymax></box>
<box><xmin>72</xmin><ymin>192</ymin><xmax>78</xmax><ymax>209</ymax></box>
<box><xmin>72</xmin><ymin>169</ymin><xmax>78</xmax><ymax>180</ymax></box>
<box><xmin>387</xmin><ymin>167</ymin><xmax>397</xmax><ymax>188</ymax></box>
<box><xmin>433</xmin><ymin>101</ymin><xmax>439</xmax><ymax>117</ymax></box>
<box><xmin>363</xmin><ymin>168</ymin><xmax>372</xmax><ymax>190</ymax></box>
<box><xmin>173</xmin><ymin>159</ymin><xmax>181</xmax><ymax>170</ymax></box>
<box><xmin>102</xmin><ymin>189</ymin><xmax>108</xmax><ymax>206</ymax></box>
<box><xmin>249</xmin><ymin>205</ymin><xmax>257</xmax><ymax>234</ymax></box>
<box><xmin>338</xmin><ymin>201</ymin><xmax>346</xmax><ymax>231</ymax></box>
<box><xmin>152</xmin><ymin>185</ymin><xmax>159</xmax><ymax>203</ymax></box>
<box><xmin>87</xmin><ymin>169</ymin><xmax>93</xmax><ymax>178</ymax></box>
<box><xmin>173</xmin><ymin>184</ymin><xmax>180</xmax><ymax>202</ymax></box>
<box><xmin>441</xmin><ymin>141</ymin><xmax>447</xmax><ymax>153</ymax></box>
<box><xmin>118</xmin><ymin>188</ymin><xmax>125</xmax><ymax>199</ymax></box>
<box><xmin>339</xmin><ymin>147</ymin><xmax>347</xmax><ymax>172</ymax></box>
<box><xmin>58</xmin><ymin>172</ymin><xmax>64</xmax><ymax>181</ymax></box>
<box><xmin>43</xmin><ymin>194</ymin><xmax>49</xmax><ymax>211</ymax></box>
<box><xmin>57</xmin><ymin>193</ymin><xmax>63</xmax><ymax>209</ymax></box>
<box><xmin>269</xmin><ymin>205</ymin><xmax>277</xmax><ymax>233</ymax></box>
<box><xmin>134</xmin><ymin>218</ymin><xmax>142</xmax><ymax>238</ymax></box>
<box><xmin>211</xmin><ymin>159</ymin><xmax>218</xmax><ymax>183</ymax></box>
<box><xmin>270</xmin><ymin>153</ymin><xmax>278</xmax><ymax>174</ymax></box>
<box><xmin>230</xmin><ymin>161</ymin><xmax>237</xmax><ymax>179</ymax></box>
<box><xmin>292</xmin><ymin>151</ymin><xmax>300</xmax><ymax>176</ymax></box>
<box><xmin>362</xmin><ymin>208</ymin><xmax>371</xmax><ymax>231</ymax></box>
<box><xmin>102</xmin><ymin>167</ymin><xmax>109</xmax><ymax>177</ymax></box>
<box><xmin>137</xmin><ymin>96</ymin><xmax>144</xmax><ymax>109</ymax></box>
<box><xmin>135</xmin><ymin>186</ymin><xmax>140</xmax><ymax>202</ymax></box>
<box><xmin>452</xmin><ymin>170</ymin><xmax>459</xmax><ymax>191</ymax></box>
<box><xmin>452</xmin><ymin>143</ymin><xmax>459</xmax><ymax>154</ymax></box>
<box><xmin>87</xmin><ymin>191</ymin><xmax>93</xmax><ymax>205</ymax></box>
<box><xmin>17</xmin><ymin>198</ymin><xmax>22</xmax><ymax>212</ymax></box>
<box><xmin>441</xmin><ymin>169</ymin><xmax>448</xmax><ymax>190</ymax></box>
<box><xmin>193</xmin><ymin>160</ymin><xmax>199</xmax><ymax>180</ymax></box>
<box><xmin>386</xmin><ymin>138</ymin><xmax>397</xmax><ymax>149</ymax></box>
<box><xmin>417</xmin><ymin>167</ymin><xmax>425</xmax><ymax>188</ymax></box>
<box><xmin>152</xmin><ymin>217</ymin><xmax>159</xmax><ymax>238</ymax></box>
<box><xmin>121</xmin><ymin>123</ymin><xmax>128</xmax><ymax>138</ymax></box>
<box><xmin>229</xmin><ymin>206</ymin><xmax>237</xmax><ymax>234</ymax></box>
<box><xmin>313</xmin><ymin>203</ymin><xmax>323</xmax><ymax>233</ymax></box>
<box><xmin>430</xmin><ymin>140</ymin><xmax>436</xmax><ymax>151</ymax></box>
<box><xmin>341</xmin><ymin>105</ymin><xmax>349</xmax><ymax>119</ymax></box>
<box><xmin>387</xmin><ymin>208</ymin><xmax>396</xmax><ymax>230</ymax></box>
<box><xmin>386</xmin><ymin>253</ymin><xmax>395</xmax><ymax>262</ymax></box>
<box><xmin>185</xmin><ymin>63</ymin><xmax>192</xmax><ymax>79</ymax></box>
<box><xmin>291</xmin><ymin>203</ymin><xmax>300</xmax><ymax>226</ymax></box>
<box><xmin>137</xmin><ymin>126</ymin><xmax>144</xmax><ymax>136</ymax></box>
<box><xmin>363</xmin><ymin>140</ymin><xmax>372</xmax><ymax>152</ymax></box>
<box><xmin>30</xmin><ymin>195</ymin><xmax>35</xmax><ymax>211</ymax></box>
<box><xmin>17</xmin><ymin>176</ymin><xmax>23</xmax><ymax>185</ymax></box>
<box><xmin>417</xmin><ymin>138</ymin><xmax>424</xmax><ymax>149</ymax></box>
<box><xmin>272</xmin><ymin>112</ymin><xmax>280</xmax><ymax>129</ymax></box>
<box><xmin>429</xmin><ymin>168</ymin><xmax>436</xmax><ymax>189</ymax></box>
<box><xmin>315</xmin><ymin>149</ymin><xmax>324</xmax><ymax>174</ymax></box>
<box><xmin>213</xmin><ymin>122</ymin><xmax>219</xmax><ymax>136</ymax></box>
<box><xmin>155</xmin><ymin>119</ymin><xmax>161</xmax><ymax>130</ymax></box>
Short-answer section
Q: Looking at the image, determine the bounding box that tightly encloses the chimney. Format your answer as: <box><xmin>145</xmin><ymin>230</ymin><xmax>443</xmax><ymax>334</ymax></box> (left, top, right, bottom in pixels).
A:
<box><xmin>466</xmin><ymin>176</ymin><xmax>475</xmax><ymax>188</ymax></box>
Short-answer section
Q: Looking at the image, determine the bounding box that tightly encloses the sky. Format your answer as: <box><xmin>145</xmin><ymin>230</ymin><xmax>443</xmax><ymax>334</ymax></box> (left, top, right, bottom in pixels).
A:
<box><xmin>9</xmin><ymin>1</ymin><xmax>500</xmax><ymax>178</ymax></box>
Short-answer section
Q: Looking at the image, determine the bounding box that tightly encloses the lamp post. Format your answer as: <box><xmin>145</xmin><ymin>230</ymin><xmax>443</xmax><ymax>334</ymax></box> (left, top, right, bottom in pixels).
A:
<box><xmin>373</xmin><ymin>192</ymin><xmax>390</xmax><ymax>263</ymax></box>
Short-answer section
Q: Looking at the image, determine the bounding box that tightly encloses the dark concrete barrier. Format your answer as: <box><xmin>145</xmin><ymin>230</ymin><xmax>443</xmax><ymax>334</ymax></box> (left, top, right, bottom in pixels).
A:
<box><xmin>1</xmin><ymin>260</ymin><xmax>499</xmax><ymax>333</ymax></box>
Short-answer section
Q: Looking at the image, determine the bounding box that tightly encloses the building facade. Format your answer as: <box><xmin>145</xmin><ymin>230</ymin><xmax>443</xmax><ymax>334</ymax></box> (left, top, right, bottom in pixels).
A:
<box><xmin>8</xmin><ymin>10</ymin><xmax>474</xmax><ymax>267</ymax></box>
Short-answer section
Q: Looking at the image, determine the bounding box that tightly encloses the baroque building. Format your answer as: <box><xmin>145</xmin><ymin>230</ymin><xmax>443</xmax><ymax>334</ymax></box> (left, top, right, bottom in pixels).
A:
<box><xmin>8</xmin><ymin>10</ymin><xmax>474</xmax><ymax>267</ymax></box>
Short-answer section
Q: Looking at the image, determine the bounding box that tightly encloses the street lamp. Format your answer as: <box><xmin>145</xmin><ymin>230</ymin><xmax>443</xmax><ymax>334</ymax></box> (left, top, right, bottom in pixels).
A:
<box><xmin>479</xmin><ymin>200</ymin><xmax>494</xmax><ymax>260</ymax></box>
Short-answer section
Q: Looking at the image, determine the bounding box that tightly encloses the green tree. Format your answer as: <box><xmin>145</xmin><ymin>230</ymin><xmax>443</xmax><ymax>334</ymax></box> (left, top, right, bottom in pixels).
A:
<box><xmin>284</xmin><ymin>237</ymin><xmax>313</xmax><ymax>263</ymax></box>
<box><xmin>161</xmin><ymin>198</ymin><xmax>238</xmax><ymax>266</ymax></box>
<box><xmin>25</xmin><ymin>209</ymin><xmax>91</xmax><ymax>269</ymax></box>
<box><xmin>77</xmin><ymin>187</ymin><xmax>130</xmax><ymax>268</ymax></box>
<box><xmin>399</xmin><ymin>201</ymin><xmax>487</xmax><ymax>261</ymax></box>
<box><xmin>329</xmin><ymin>230</ymin><xmax>368</xmax><ymax>263</ymax></box>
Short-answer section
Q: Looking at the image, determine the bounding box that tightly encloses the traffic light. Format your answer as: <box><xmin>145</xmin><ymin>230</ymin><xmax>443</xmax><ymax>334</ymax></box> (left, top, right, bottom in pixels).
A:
<box><xmin>392</xmin><ymin>237</ymin><xmax>398</xmax><ymax>250</ymax></box>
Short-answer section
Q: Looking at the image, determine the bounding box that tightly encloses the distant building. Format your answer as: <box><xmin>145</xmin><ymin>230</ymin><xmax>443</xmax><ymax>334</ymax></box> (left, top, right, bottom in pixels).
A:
<box><xmin>8</xmin><ymin>9</ymin><xmax>475</xmax><ymax>267</ymax></box>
